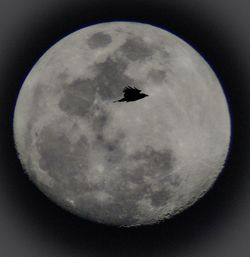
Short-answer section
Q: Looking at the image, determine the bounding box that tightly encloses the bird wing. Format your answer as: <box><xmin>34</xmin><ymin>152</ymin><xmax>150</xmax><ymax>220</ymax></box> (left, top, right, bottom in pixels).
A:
<box><xmin>123</xmin><ymin>86</ymin><xmax>141</xmax><ymax>98</ymax></box>
<box><xmin>123</xmin><ymin>86</ymin><xmax>132</xmax><ymax>93</ymax></box>
<box><xmin>133</xmin><ymin>86</ymin><xmax>141</xmax><ymax>93</ymax></box>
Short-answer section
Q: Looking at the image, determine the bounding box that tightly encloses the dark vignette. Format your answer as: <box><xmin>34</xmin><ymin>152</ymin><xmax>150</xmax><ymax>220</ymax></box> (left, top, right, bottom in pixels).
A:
<box><xmin>0</xmin><ymin>0</ymin><xmax>249</xmax><ymax>256</ymax></box>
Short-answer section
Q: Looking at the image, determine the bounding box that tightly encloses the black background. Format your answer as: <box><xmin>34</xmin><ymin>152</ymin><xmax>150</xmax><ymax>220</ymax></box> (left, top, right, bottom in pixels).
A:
<box><xmin>0</xmin><ymin>0</ymin><xmax>249</xmax><ymax>256</ymax></box>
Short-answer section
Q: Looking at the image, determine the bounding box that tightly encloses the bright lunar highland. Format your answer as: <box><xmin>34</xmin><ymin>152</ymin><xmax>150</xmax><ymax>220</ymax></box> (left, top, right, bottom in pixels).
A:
<box><xmin>13</xmin><ymin>22</ymin><xmax>231</xmax><ymax>227</ymax></box>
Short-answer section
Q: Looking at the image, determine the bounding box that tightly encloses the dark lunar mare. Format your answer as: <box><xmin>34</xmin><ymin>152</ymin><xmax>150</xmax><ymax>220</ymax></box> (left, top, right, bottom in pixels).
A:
<box><xmin>35</xmin><ymin>123</ymin><xmax>91</xmax><ymax>201</ymax></box>
<box><xmin>58</xmin><ymin>33</ymin><xmax>167</xmax><ymax>114</ymax></box>
<box><xmin>87</xmin><ymin>32</ymin><xmax>112</xmax><ymax>49</ymax></box>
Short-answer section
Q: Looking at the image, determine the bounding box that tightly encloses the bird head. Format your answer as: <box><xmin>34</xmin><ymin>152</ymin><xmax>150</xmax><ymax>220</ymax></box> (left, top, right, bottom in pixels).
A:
<box><xmin>140</xmin><ymin>93</ymin><xmax>149</xmax><ymax>99</ymax></box>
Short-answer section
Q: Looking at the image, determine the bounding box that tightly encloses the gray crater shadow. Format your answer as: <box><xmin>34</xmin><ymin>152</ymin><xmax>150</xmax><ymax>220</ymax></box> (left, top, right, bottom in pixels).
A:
<box><xmin>0</xmin><ymin>1</ymin><xmax>249</xmax><ymax>257</ymax></box>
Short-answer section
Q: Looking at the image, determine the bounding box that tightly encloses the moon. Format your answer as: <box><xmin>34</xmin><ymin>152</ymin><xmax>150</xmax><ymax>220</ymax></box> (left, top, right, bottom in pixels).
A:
<box><xmin>13</xmin><ymin>22</ymin><xmax>231</xmax><ymax>227</ymax></box>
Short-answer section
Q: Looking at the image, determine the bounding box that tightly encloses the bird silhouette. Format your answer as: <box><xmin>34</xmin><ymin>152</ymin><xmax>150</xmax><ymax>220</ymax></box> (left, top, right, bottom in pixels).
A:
<box><xmin>114</xmin><ymin>86</ymin><xmax>148</xmax><ymax>103</ymax></box>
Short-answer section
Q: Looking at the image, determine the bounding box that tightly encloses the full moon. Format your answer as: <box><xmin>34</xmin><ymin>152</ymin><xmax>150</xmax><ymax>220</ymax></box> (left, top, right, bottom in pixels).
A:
<box><xmin>13</xmin><ymin>22</ymin><xmax>230</xmax><ymax>227</ymax></box>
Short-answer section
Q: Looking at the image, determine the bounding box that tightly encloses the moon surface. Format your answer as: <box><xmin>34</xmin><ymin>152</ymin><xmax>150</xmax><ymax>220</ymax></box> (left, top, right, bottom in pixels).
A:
<box><xmin>13</xmin><ymin>22</ymin><xmax>230</xmax><ymax>227</ymax></box>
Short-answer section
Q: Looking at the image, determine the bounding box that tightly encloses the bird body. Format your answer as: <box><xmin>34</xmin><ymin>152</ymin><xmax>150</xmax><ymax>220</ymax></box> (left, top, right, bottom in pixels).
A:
<box><xmin>114</xmin><ymin>86</ymin><xmax>148</xmax><ymax>103</ymax></box>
